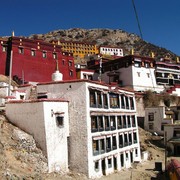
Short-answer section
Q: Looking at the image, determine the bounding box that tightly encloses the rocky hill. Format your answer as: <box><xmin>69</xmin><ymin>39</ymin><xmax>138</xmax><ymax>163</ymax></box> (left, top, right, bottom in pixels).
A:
<box><xmin>29</xmin><ymin>28</ymin><xmax>177</xmax><ymax>60</ymax></box>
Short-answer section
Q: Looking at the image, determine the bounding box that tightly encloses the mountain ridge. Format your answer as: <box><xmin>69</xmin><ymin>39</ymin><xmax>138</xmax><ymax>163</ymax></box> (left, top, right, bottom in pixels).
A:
<box><xmin>29</xmin><ymin>28</ymin><xmax>178</xmax><ymax>60</ymax></box>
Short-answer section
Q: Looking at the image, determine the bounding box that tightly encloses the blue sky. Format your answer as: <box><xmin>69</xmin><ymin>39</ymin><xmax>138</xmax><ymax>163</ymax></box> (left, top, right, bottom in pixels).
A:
<box><xmin>0</xmin><ymin>0</ymin><xmax>180</xmax><ymax>55</ymax></box>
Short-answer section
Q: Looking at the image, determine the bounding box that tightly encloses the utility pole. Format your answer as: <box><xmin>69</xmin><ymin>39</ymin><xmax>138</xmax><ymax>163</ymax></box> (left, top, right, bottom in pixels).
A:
<box><xmin>98</xmin><ymin>55</ymin><xmax>102</xmax><ymax>82</ymax></box>
<box><xmin>8</xmin><ymin>50</ymin><xmax>13</xmax><ymax>96</ymax></box>
<box><xmin>165</xmin><ymin>131</ymin><xmax>167</xmax><ymax>171</ymax></box>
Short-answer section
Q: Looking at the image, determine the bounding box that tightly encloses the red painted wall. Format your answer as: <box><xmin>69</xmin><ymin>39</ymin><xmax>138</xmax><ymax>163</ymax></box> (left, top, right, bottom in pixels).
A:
<box><xmin>0</xmin><ymin>37</ymin><xmax>76</xmax><ymax>83</ymax></box>
<box><xmin>0</xmin><ymin>40</ymin><xmax>8</xmax><ymax>75</ymax></box>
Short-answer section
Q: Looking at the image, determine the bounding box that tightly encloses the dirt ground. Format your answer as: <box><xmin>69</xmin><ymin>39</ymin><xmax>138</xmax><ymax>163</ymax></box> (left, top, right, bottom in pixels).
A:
<box><xmin>0</xmin><ymin>113</ymin><xmax>174</xmax><ymax>180</ymax></box>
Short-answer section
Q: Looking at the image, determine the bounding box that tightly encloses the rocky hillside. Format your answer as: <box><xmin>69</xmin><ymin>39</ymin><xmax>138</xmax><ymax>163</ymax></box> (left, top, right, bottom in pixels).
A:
<box><xmin>29</xmin><ymin>28</ymin><xmax>177</xmax><ymax>60</ymax></box>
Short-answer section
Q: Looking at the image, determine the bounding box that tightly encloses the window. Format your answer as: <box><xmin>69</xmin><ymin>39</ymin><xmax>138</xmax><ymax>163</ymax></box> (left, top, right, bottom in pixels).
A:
<box><xmin>100</xmin><ymin>139</ymin><xmax>105</xmax><ymax>153</ymax></box>
<box><xmin>108</xmin><ymin>158</ymin><xmax>112</xmax><ymax>168</ymax></box>
<box><xmin>149</xmin><ymin>123</ymin><xmax>154</xmax><ymax>130</ymax></box>
<box><xmin>31</xmin><ymin>50</ymin><xmax>36</xmax><ymax>56</ymax></box>
<box><xmin>129</xmin><ymin>97</ymin><xmax>134</xmax><ymax>110</ymax></box>
<box><xmin>173</xmin><ymin>129</ymin><xmax>180</xmax><ymax>137</ymax></box>
<box><xmin>135</xmin><ymin>149</ymin><xmax>138</xmax><ymax>157</ymax></box>
<box><xmin>134</xmin><ymin>61</ymin><xmax>141</xmax><ymax>67</ymax></box>
<box><xmin>109</xmin><ymin>93</ymin><xmax>119</xmax><ymax>108</ymax></box>
<box><xmin>98</xmin><ymin>116</ymin><xmax>104</xmax><ymax>131</ymax></box>
<box><xmin>148</xmin><ymin>113</ymin><xmax>154</xmax><ymax>121</ymax></box>
<box><xmin>69</xmin><ymin>70</ymin><xmax>73</xmax><ymax>76</ymax></box>
<box><xmin>105</xmin><ymin>116</ymin><xmax>110</xmax><ymax>131</ymax></box>
<box><xmin>97</xmin><ymin>91</ymin><xmax>102</xmax><ymax>108</ymax></box>
<box><xmin>91</xmin><ymin>116</ymin><xmax>98</xmax><ymax>132</ymax></box>
<box><xmin>18</xmin><ymin>47</ymin><xmax>24</xmax><ymax>54</ymax></box>
<box><xmin>137</xmin><ymin>72</ymin><xmax>141</xmax><ymax>77</ymax></box>
<box><xmin>2</xmin><ymin>45</ymin><xmax>7</xmax><ymax>52</ymax></box>
<box><xmin>110</xmin><ymin>116</ymin><xmax>116</xmax><ymax>130</ymax></box>
<box><xmin>147</xmin><ymin>73</ymin><xmax>150</xmax><ymax>78</ymax></box>
<box><xmin>133</xmin><ymin>132</ymin><xmax>137</xmax><ymax>143</ymax></box>
<box><xmin>103</xmin><ymin>94</ymin><xmax>108</xmax><ymax>108</ymax></box>
<box><xmin>90</xmin><ymin>90</ymin><xmax>96</xmax><ymax>107</ymax></box>
<box><xmin>68</xmin><ymin>60</ymin><xmax>72</xmax><ymax>66</ymax></box>
<box><xmin>123</xmin><ymin>115</ymin><xmax>127</xmax><ymax>128</ymax></box>
<box><xmin>93</xmin><ymin>140</ymin><xmax>99</xmax><ymax>156</ymax></box>
<box><xmin>125</xmin><ymin>96</ymin><xmax>129</xmax><ymax>109</ymax></box>
<box><xmin>124</xmin><ymin>134</ymin><xmax>128</xmax><ymax>146</ymax></box>
<box><xmin>62</xmin><ymin>59</ymin><xmax>65</xmax><ymax>65</ymax></box>
<box><xmin>42</xmin><ymin>51</ymin><xmax>47</xmax><ymax>58</ymax></box>
<box><xmin>121</xmin><ymin>95</ymin><xmax>125</xmax><ymax>109</ymax></box>
<box><xmin>53</xmin><ymin>52</ymin><xmax>57</xmax><ymax>59</ymax></box>
<box><xmin>145</xmin><ymin>62</ymin><xmax>150</xmax><ymax>68</ymax></box>
<box><xmin>119</xmin><ymin>134</ymin><xmax>123</xmax><ymax>148</ymax></box>
<box><xmin>56</xmin><ymin>116</ymin><xmax>64</xmax><ymax>127</ymax></box>
<box><xmin>112</xmin><ymin>136</ymin><xmax>117</xmax><ymax>150</ymax></box>
<box><xmin>117</xmin><ymin>116</ymin><xmax>122</xmax><ymax>129</ymax></box>
<box><xmin>106</xmin><ymin>137</ymin><xmax>111</xmax><ymax>152</ymax></box>
<box><xmin>129</xmin><ymin>133</ymin><xmax>132</xmax><ymax>145</ymax></box>
<box><xmin>126</xmin><ymin>153</ymin><xmax>129</xmax><ymax>160</ymax></box>
<box><xmin>132</xmin><ymin>116</ymin><xmax>136</xmax><ymax>127</ymax></box>
<box><xmin>94</xmin><ymin>161</ymin><xmax>99</xmax><ymax>172</ymax></box>
<box><xmin>127</xmin><ymin>116</ymin><xmax>131</xmax><ymax>127</ymax></box>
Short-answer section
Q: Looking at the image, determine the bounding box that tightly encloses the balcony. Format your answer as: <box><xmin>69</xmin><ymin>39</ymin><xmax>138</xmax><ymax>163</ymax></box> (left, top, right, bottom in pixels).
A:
<box><xmin>118</xmin><ymin>125</ymin><xmax>122</xmax><ymax>129</ymax></box>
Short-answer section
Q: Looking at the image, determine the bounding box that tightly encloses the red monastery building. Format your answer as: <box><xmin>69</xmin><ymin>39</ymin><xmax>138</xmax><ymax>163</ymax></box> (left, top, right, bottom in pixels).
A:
<box><xmin>0</xmin><ymin>36</ymin><xmax>76</xmax><ymax>84</ymax></box>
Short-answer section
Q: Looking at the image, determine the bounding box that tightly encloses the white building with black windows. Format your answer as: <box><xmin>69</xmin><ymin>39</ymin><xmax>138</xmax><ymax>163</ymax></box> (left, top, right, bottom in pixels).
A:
<box><xmin>35</xmin><ymin>79</ymin><xmax>141</xmax><ymax>178</ymax></box>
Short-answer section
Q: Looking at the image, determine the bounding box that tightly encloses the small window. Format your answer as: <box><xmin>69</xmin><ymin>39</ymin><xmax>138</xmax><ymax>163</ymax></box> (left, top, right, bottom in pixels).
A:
<box><xmin>2</xmin><ymin>45</ymin><xmax>7</xmax><ymax>52</ymax></box>
<box><xmin>19</xmin><ymin>47</ymin><xmax>24</xmax><ymax>54</ymax></box>
<box><xmin>148</xmin><ymin>113</ymin><xmax>154</xmax><ymax>121</ymax></box>
<box><xmin>147</xmin><ymin>73</ymin><xmax>150</xmax><ymax>78</ymax></box>
<box><xmin>42</xmin><ymin>51</ymin><xmax>47</xmax><ymax>58</ymax></box>
<box><xmin>31</xmin><ymin>50</ymin><xmax>36</xmax><ymax>56</ymax></box>
<box><xmin>62</xmin><ymin>59</ymin><xmax>65</xmax><ymax>65</ymax></box>
<box><xmin>94</xmin><ymin>161</ymin><xmax>99</xmax><ymax>172</ymax></box>
<box><xmin>137</xmin><ymin>72</ymin><xmax>141</xmax><ymax>77</ymax></box>
<box><xmin>149</xmin><ymin>123</ymin><xmax>154</xmax><ymax>130</ymax></box>
<box><xmin>53</xmin><ymin>52</ymin><xmax>57</xmax><ymax>59</ymax></box>
<box><xmin>69</xmin><ymin>70</ymin><xmax>73</xmax><ymax>76</ymax></box>
<box><xmin>68</xmin><ymin>60</ymin><xmax>72</xmax><ymax>66</ymax></box>
<box><xmin>56</xmin><ymin>116</ymin><xmax>64</xmax><ymax>127</ymax></box>
<box><xmin>108</xmin><ymin>158</ymin><xmax>112</xmax><ymax>168</ymax></box>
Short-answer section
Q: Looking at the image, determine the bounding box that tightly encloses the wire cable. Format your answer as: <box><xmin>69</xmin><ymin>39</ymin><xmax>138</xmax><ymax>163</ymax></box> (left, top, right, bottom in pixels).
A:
<box><xmin>132</xmin><ymin>0</ymin><xmax>143</xmax><ymax>39</ymax></box>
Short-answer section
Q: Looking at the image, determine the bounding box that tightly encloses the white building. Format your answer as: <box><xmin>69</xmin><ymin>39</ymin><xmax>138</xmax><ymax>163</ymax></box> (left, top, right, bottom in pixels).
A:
<box><xmin>6</xmin><ymin>99</ymin><xmax>69</xmax><ymax>173</ymax></box>
<box><xmin>144</xmin><ymin>106</ymin><xmax>174</xmax><ymax>135</ymax></box>
<box><xmin>36</xmin><ymin>79</ymin><xmax>141</xmax><ymax>178</ymax></box>
<box><xmin>164</xmin><ymin>123</ymin><xmax>180</xmax><ymax>156</ymax></box>
<box><xmin>91</xmin><ymin>55</ymin><xmax>164</xmax><ymax>93</ymax></box>
<box><xmin>99</xmin><ymin>46</ymin><xmax>124</xmax><ymax>57</ymax></box>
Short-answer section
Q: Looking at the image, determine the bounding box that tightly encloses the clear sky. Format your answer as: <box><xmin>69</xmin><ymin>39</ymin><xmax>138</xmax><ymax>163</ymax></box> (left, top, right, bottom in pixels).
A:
<box><xmin>0</xmin><ymin>0</ymin><xmax>180</xmax><ymax>55</ymax></box>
